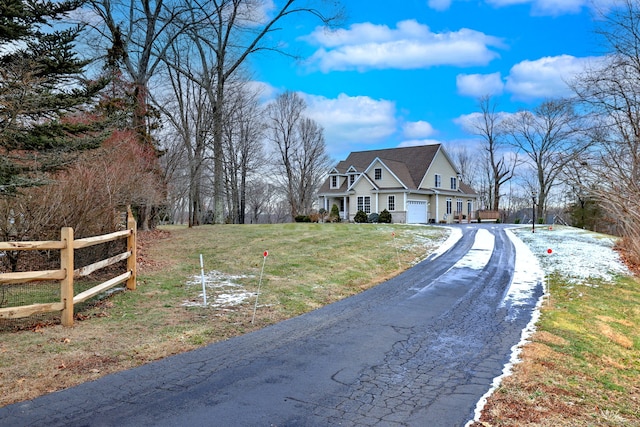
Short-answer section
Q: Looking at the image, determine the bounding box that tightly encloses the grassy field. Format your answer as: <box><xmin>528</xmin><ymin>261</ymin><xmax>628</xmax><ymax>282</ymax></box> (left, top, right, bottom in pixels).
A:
<box><xmin>0</xmin><ymin>223</ymin><xmax>448</xmax><ymax>407</ymax></box>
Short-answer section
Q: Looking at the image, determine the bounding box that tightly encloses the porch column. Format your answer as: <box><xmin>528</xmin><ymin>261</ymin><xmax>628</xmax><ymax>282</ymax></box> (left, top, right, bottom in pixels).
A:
<box><xmin>343</xmin><ymin>196</ymin><xmax>348</xmax><ymax>220</ymax></box>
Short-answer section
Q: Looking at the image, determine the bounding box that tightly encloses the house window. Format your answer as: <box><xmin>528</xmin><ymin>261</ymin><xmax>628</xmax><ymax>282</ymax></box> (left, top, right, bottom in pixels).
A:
<box><xmin>357</xmin><ymin>196</ymin><xmax>371</xmax><ymax>214</ymax></box>
<box><xmin>374</xmin><ymin>168</ymin><xmax>382</xmax><ymax>180</ymax></box>
<box><xmin>331</xmin><ymin>175</ymin><xmax>337</xmax><ymax>188</ymax></box>
<box><xmin>451</xmin><ymin>177</ymin><xmax>457</xmax><ymax>190</ymax></box>
<box><xmin>388</xmin><ymin>195</ymin><xmax>395</xmax><ymax>211</ymax></box>
<box><xmin>446</xmin><ymin>198</ymin><xmax>452</xmax><ymax>215</ymax></box>
<box><xmin>349</xmin><ymin>174</ymin><xmax>355</xmax><ymax>186</ymax></box>
<box><xmin>435</xmin><ymin>174</ymin><xmax>441</xmax><ymax>188</ymax></box>
<box><xmin>457</xmin><ymin>199</ymin><xmax>463</xmax><ymax>214</ymax></box>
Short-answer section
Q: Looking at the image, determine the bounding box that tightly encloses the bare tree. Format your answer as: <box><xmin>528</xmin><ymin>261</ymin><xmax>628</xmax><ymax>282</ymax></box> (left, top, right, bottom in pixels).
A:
<box><xmin>476</xmin><ymin>97</ymin><xmax>518</xmax><ymax>211</ymax></box>
<box><xmin>178</xmin><ymin>0</ymin><xmax>341</xmax><ymax>224</ymax></box>
<box><xmin>245</xmin><ymin>181</ymin><xmax>276</xmax><ymax>224</ymax></box>
<box><xmin>222</xmin><ymin>85</ymin><xmax>266</xmax><ymax>224</ymax></box>
<box><xmin>466</xmin><ymin>96</ymin><xmax>517</xmax><ymax>212</ymax></box>
<box><xmin>267</xmin><ymin>91</ymin><xmax>331</xmax><ymax>219</ymax></box>
<box><xmin>92</xmin><ymin>0</ymin><xmax>340</xmax><ymax>226</ymax></box>
<box><xmin>571</xmin><ymin>0</ymin><xmax>640</xmax><ymax>260</ymax></box>
<box><xmin>503</xmin><ymin>99</ymin><xmax>584</xmax><ymax>220</ymax></box>
<box><xmin>158</xmin><ymin>137</ymin><xmax>190</xmax><ymax>223</ymax></box>
<box><xmin>89</xmin><ymin>0</ymin><xmax>190</xmax><ymax>229</ymax></box>
<box><xmin>447</xmin><ymin>144</ymin><xmax>477</xmax><ymax>187</ymax></box>
<box><xmin>153</xmin><ymin>38</ymin><xmax>215</xmax><ymax>227</ymax></box>
<box><xmin>90</xmin><ymin>0</ymin><xmax>185</xmax><ymax>143</ymax></box>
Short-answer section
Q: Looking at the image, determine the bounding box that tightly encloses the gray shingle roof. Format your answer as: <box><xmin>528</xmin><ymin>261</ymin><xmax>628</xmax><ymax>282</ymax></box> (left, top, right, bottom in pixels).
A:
<box><xmin>319</xmin><ymin>144</ymin><xmax>477</xmax><ymax>196</ymax></box>
<box><xmin>337</xmin><ymin>144</ymin><xmax>441</xmax><ymax>190</ymax></box>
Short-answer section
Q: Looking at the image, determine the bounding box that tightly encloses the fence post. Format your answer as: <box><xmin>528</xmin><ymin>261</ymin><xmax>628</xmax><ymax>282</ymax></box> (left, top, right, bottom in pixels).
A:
<box><xmin>60</xmin><ymin>227</ymin><xmax>75</xmax><ymax>327</ymax></box>
<box><xmin>126</xmin><ymin>207</ymin><xmax>137</xmax><ymax>290</ymax></box>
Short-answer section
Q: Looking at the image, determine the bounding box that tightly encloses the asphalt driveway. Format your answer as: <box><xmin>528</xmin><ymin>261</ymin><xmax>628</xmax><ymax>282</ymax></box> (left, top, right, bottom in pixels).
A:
<box><xmin>0</xmin><ymin>224</ymin><xmax>544</xmax><ymax>427</ymax></box>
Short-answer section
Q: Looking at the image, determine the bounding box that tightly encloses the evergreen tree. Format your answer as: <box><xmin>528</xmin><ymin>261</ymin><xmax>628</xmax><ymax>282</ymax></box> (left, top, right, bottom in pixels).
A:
<box><xmin>0</xmin><ymin>0</ymin><xmax>105</xmax><ymax>194</ymax></box>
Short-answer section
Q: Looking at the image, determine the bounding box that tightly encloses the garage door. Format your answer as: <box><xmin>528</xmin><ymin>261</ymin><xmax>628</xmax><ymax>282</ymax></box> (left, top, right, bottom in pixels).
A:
<box><xmin>406</xmin><ymin>200</ymin><xmax>427</xmax><ymax>223</ymax></box>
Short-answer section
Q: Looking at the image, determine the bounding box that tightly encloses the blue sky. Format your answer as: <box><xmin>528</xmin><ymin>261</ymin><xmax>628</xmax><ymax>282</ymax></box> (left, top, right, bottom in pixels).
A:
<box><xmin>251</xmin><ymin>0</ymin><xmax>613</xmax><ymax>161</ymax></box>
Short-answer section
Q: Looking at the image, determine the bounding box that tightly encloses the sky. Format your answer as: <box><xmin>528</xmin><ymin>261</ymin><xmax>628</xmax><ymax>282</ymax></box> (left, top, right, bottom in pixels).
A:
<box><xmin>249</xmin><ymin>0</ymin><xmax>615</xmax><ymax>162</ymax></box>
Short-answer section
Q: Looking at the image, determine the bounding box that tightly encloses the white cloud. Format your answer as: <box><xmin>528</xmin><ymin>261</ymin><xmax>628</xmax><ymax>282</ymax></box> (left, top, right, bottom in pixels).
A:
<box><xmin>505</xmin><ymin>54</ymin><xmax>598</xmax><ymax>100</ymax></box>
<box><xmin>402</xmin><ymin>120</ymin><xmax>436</xmax><ymax>139</ymax></box>
<box><xmin>457</xmin><ymin>72</ymin><xmax>504</xmax><ymax>97</ymax></box>
<box><xmin>301</xmin><ymin>93</ymin><xmax>397</xmax><ymax>152</ymax></box>
<box><xmin>429</xmin><ymin>0</ymin><xmax>617</xmax><ymax>15</ymax></box>
<box><xmin>454</xmin><ymin>112</ymin><xmax>484</xmax><ymax>134</ymax></box>
<box><xmin>245</xmin><ymin>81</ymin><xmax>278</xmax><ymax>101</ymax></box>
<box><xmin>303</xmin><ymin>19</ymin><xmax>503</xmax><ymax>72</ymax></box>
<box><xmin>454</xmin><ymin>111</ymin><xmax>511</xmax><ymax>134</ymax></box>
<box><xmin>428</xmin><ymin>0</ymin><xmax>454</xmax><ymax>11</ymax></box>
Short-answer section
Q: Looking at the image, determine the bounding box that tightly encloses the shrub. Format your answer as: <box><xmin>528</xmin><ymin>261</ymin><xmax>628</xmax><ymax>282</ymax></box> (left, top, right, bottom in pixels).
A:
<box><xmin>318</xmin><ymin>208</ymin><xmax>328</xmax><ymax>222</ymax></box>
<box><xmin>330</xmin><ymin>204</ymin><xmax>341</xmax><ymax>223</ymax></box>
<box><xmin>379</xmin><ymin>209</ymin><xmax>392</xmax><ymax>223</ymax></box>
<box><xmin>294</xmin><ymin>215</ymin><xmax>311</xmax><ymax>222</ymax></box>
<box><xmin>354</xmin><ymin>210</ymin><xmax>368</xmax><ymax>223</ymax></box>
<box><xmin>368</xmin><ymin>213</ymin><xmax>379</xmax><ymax>223</ymax></box>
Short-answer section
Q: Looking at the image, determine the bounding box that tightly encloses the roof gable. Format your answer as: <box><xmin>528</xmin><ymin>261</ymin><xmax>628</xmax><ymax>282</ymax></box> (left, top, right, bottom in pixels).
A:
<box><xmin>340</xmin><ymin>144</ymin><xmax>441</xmax><ymax>190</ymax></box>
<box><xmin>364</xmin><ymin>158</ymin><xmax>411</xmax><ymax>189</ymax></box>
<box><xmin>351</xmin><ymin>170</ymin><xmax>378</xmax><ymax>191</ymax></box>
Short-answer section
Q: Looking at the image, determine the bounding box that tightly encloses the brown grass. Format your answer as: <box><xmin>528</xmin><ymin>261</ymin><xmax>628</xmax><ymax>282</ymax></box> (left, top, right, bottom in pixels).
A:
<box><xmin>470</xmin><ymin>273</ymin><xmax>640</xmax><ymax>427</ymax></box>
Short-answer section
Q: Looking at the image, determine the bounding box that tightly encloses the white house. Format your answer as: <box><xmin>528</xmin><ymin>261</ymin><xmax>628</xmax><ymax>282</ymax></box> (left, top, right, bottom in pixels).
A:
<box><xmin>318</xmin><ymin>144</ymin><xmax>478</xmax><ymax>223</ymax></box>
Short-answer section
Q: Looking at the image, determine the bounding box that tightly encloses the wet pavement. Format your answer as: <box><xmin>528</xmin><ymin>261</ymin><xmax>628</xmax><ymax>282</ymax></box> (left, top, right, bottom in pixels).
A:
<box><xmin>0</xmin><ymin>224</ymin><xmax>544</xmax><ymax>427</ymax></box>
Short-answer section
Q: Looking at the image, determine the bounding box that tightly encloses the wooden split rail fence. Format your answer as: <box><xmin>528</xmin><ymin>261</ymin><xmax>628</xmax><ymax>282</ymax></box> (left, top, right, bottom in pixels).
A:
<box><xmin>0</xmin><ymin>211</ymin><xmax>136</xmax><ymax>327</ymax></box>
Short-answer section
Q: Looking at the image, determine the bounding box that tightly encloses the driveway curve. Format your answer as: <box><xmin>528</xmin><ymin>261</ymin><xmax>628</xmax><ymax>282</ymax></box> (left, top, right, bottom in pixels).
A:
<box><xmin>1</xmin><ymin>224</ymin><xmax>544</xmax><ymax>427</ymax></box>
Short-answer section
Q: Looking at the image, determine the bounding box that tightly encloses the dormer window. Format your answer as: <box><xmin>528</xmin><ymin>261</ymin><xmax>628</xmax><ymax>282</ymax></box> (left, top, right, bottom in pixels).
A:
<box><xmin>374</xmin><ymin>168</ymin><xmax>382</xmax><ymax>180</ymax></box>
<box><xmin>331</xmin><ymin>175</ymin><xmax>338</xmax><ymax>188</ymax></box>
<box><xmin>349</xmin><ymin>174</ymin><xmax>355</xmax><ymax>186</ymax></box>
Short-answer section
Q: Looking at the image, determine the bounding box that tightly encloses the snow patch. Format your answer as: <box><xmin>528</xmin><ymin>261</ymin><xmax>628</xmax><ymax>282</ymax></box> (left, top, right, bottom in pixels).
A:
<box><xmin>428</xmin><ymin>226</ymin><xmax>462</xmax><ymax>260</ymax></box>
<box><xmin>502</xmin><ymin>229</ymin><xmax>545</xmax><ymax>308</ymax></box>
<box><xmin>453</xmin><ymin>228</ymin><xmax>495</xmax><ymax>270</ymax></box>
<box><xmin>512</xmin><ymin>226</ymin><xmax>629</xmax><ymax>284</ymax></box>
<box><xmin>392</xmin><ymin>225</ymin><xmax>454</xmax><ymax>265</ymax></box>
<box><xmin>183</xmin><ymin>270</ymin><xmax>255</xmax><ymax>308</ymax></box>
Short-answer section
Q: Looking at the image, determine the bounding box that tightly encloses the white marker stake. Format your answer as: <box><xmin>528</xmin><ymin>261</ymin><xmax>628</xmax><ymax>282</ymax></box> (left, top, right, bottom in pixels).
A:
<box><xmin>200</xmin><ymin>254</ymin><xmax>207</xmax><ymax>306</ymax></box>
<box><xmin>252</xmin><ymin>251</ymin><xmax>269</xmax><ymax>324</ymax></box>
